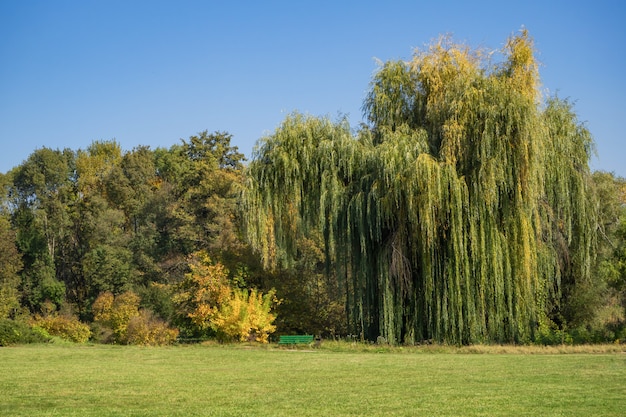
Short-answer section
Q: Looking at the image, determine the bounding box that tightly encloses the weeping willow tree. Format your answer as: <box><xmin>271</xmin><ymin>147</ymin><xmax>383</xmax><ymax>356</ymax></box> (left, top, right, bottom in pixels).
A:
<box><xmin>243</xmin><ymin>30</ymin><xmax>596</xmax><ymax>344</ymax></box>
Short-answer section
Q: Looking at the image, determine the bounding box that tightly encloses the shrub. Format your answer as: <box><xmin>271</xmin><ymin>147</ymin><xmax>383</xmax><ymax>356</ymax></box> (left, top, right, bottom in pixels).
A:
<box><xmin>89</xmin><ymin>321</ymin><xmax>114</xmax><ymax>344</ymax></box>
<box><xmin>172</xmin><ymin>252</ymin><xmax>278</xmax><ymax>343</ymax></box>
<box><xmin>0</xmin><ymin>283</ymin><xmax>20</xmax><ymax>320</ymax></box>
<box><xmin>0</xmin><ymin>319</ymin><xmax>50</xmax><ymax>346</ymax></box>
<box><xmin>92</xmin><ymin>291</ymin><xmax>140</xmax><ymax>343</ymax></box>
<box><xmin>32</xmin><ymin>315</ymin><xmax>91</xmax><ymax>343</ymax></box>
<box><xmin>92</xmin><ymin>291</ymin><xmax>178</xmax><ymax>345</ymax></box>
<box><xmin>535</xmin><ymin>319</ymin><xmax>573</xmax><ymax>345</ymax></box>
<box><xmin>212</xmin><ymin>288</ymin><xmax>277</xmax><ymax>343</ymax></box>
<box><xmin>124</xmin><ymin>310</ymin><xmax>179</xmax><ymax>346</ymax></box>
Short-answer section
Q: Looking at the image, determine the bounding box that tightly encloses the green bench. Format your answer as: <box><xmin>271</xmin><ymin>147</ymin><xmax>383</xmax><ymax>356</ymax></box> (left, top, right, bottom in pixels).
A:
<box><xmin>278</xmin><ymin>335</ymin><xmax>315</xmax><ymax>345</ymax></box>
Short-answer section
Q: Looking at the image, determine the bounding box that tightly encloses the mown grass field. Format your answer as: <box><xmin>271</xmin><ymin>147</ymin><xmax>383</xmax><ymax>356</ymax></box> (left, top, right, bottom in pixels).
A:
<box><xmin>1</xmin><ymin>343</ymin><xmax>624</xmax><ymax>416</ymax></box>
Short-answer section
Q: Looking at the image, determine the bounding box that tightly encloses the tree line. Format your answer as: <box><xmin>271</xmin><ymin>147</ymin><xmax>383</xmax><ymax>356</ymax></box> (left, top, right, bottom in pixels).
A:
<box><xmin>0</xmin><ymin>131</ymin><xmax>342</xmax><ymax>345</ymax></box>
<box><xmin>1</xmin><ymin>30</ymin><xmax>625</xmax><ymax>345</ymax></box>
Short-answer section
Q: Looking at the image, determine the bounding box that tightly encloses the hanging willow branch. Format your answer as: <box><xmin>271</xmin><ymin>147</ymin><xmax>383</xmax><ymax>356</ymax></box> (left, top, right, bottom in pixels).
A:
<box><xmin>243</xmin><ymin>30</ymin><xmax>596</xmax><ymax>345</ymax></box>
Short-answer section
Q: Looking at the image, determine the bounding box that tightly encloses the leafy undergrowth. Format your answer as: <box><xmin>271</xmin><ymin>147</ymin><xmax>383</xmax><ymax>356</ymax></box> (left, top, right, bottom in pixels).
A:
<box><xmin>287</xmin><ymin>339</ymin><xmax>626</xmax><ymax>354</ymax></box>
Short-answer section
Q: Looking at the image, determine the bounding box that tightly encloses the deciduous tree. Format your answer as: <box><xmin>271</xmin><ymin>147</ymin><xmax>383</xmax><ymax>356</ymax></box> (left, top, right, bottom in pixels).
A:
<box><xmin>244</xmin><ymin>30</ymin><xmax>597</xmax><ymax>344</ymax></box>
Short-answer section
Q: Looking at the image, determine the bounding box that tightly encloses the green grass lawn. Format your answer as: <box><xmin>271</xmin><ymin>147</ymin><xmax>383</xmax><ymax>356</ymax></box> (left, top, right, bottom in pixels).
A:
<box><xmin>1</xmin><ymin>343</ymin><xmax>624</xmax><ymax>416</ymax></box>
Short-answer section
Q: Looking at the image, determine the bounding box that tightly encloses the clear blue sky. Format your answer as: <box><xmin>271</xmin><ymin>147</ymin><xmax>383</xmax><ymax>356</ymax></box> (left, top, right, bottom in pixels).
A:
<box><xmin>1</xmin><ymin>0</ymin><xmax>624</xmax><ymax>177</ymax></box>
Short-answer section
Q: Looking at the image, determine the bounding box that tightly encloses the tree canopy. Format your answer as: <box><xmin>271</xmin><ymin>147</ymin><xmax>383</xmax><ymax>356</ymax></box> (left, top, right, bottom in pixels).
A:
<box><xmin>244</xmin><ymin>30</ymin><xmax>599</xmax><ymax>344</ymax></box>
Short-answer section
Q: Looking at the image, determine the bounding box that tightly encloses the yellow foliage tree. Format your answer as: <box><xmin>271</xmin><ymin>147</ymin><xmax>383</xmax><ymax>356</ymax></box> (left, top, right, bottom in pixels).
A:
<box><xmin>173</xmin><ymin>251</ymin><xmax>277</xmax><ymax>342</ymax></box>
<box><xmin>212</xmin><ymin>288</ymin><xmax>277</xmax><ymax>343</ymax></box>
<box><xmin>172</xmin><ymin>251</ymin><xmax>232</xmax><ymax>331</ymax></box>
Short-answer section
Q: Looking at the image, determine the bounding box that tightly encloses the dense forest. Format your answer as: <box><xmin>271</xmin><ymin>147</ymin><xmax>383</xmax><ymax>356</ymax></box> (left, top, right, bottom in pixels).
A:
<box><xmin>1</xmin><ymin>31</ymin><xmax>625</xmax><ymax>345</ymax></box>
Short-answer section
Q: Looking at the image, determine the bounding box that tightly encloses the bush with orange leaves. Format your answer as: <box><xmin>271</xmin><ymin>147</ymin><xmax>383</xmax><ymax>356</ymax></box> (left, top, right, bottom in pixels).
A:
<box><xmin>172</xmin><ymin>251</ymin><xmax>277</xmax><ymax>343</ymax></box>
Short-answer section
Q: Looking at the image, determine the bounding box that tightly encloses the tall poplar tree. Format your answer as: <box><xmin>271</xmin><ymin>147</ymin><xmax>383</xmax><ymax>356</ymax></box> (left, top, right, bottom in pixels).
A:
<box><xmin>244</xmin><ymin>30</ymin><xmax>597</xmax><ymax>344</ymax></box>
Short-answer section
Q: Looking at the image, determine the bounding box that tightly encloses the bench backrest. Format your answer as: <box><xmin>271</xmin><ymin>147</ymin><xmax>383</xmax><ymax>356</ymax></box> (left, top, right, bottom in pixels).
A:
<box><xmin>278</xmin><ymin>335</ymin><xmax>314</xmax><ymax>344</ymax></box>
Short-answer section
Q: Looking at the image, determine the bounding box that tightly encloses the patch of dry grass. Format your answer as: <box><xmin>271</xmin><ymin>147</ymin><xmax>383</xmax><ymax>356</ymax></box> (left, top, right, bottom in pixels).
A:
<box><xmin>315</xmin><ymin>339</ymin><xmax>626</xmax><ymax>354</ymax></box>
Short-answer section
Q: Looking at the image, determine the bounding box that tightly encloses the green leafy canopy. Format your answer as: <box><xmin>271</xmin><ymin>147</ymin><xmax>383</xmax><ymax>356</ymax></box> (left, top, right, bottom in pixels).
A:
<box><xmin>244</xmin><ymin>30</ymin><xmax>597</xmax><ymax>344</ymax></box>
